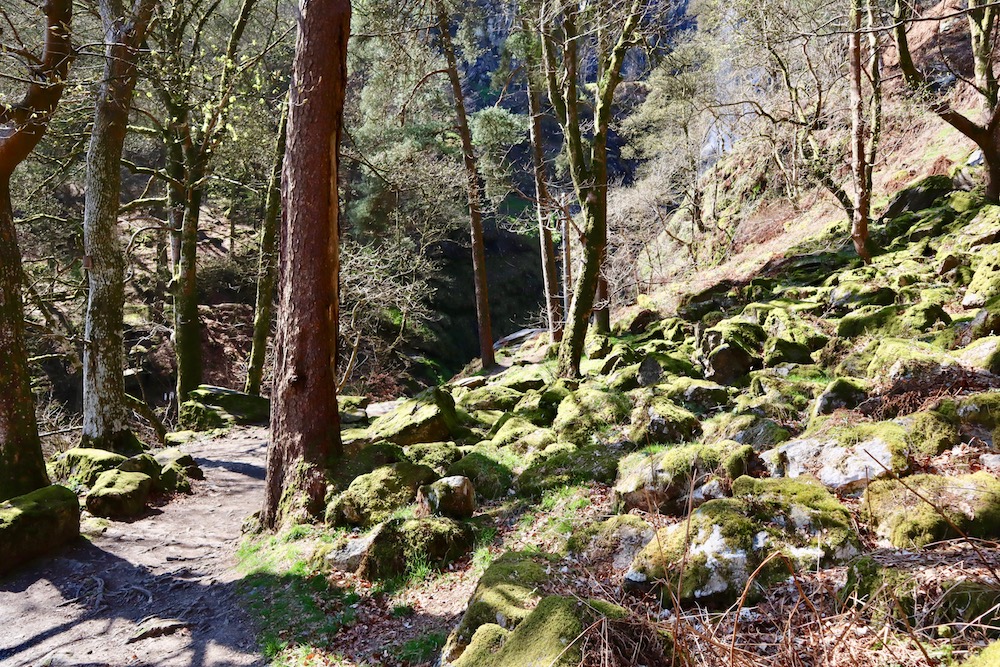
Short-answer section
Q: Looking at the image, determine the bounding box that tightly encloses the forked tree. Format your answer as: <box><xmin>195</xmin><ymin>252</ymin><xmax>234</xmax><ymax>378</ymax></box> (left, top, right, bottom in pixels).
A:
<box><xmin>261</xmin><ymin>0</ymin><xmax>350</xmax><ymax>529</ymax></box>
<box><xmin>0</xmin><ymin>0</ymin><xmax>73</xmax><ymax>501</ymax></box>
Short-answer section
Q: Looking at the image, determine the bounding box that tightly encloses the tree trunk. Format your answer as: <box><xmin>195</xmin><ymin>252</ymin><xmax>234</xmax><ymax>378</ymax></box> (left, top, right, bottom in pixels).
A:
<box><xmin>558</xmin><ymin>201</ymin><xmax>605</xmax><ymax>377</ymax></box>
<box><xmin>594</xmin><ymin>275</ymin><xmax>610</xmax><ymax>333</ymax></box>
<box><xmin>526</xmin><ymin>68</ymin><xmax>562</xmax><ymax>342</ymax></box>
<box><xmin>561</xmin><ymin>198</ymin><xmax>572</xmax><ymax>321</ymax></box>
<box><xmin>0</xmin><ymin>181</ymin><xmax>48</xmax><ymax>502</ymax></box>
<box><xmin>437</xmin><ymin>5</ymin><xmax>494</xmax><ymax>369</ymax></box>
<box><xmin>82</xmin><ymin>0</ymin><xmax>158</xmax><ymax>454</ymax></box>
<box><xmin>848</xmin><ymin>0</ymin><xmax>872</xmax><ymax>264</ymax></box>
<box><xmin>173</xmin><ymin>175</ymin><xmax>204</xmax><ymax>399</ymax></box>
<box><xmin>245</xmin><ymin>101</ymin><xmax>289</xmax><ymax>396</ymax></box>
<box><xmin>0</xmin><ymin>0</ymin><xmax>73</xmax><ymax>500</ymax></box>
<box><xmin>261</xmin><ymin>0</ymin><xmax>349</xmax><ymax>530</ymax></box>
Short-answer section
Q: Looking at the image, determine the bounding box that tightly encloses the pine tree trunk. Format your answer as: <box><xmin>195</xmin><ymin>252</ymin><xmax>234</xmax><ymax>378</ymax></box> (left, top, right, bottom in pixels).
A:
<box><xmin>245</xmin><ymin>102</ymin><xmax>288</xmax><ymax>396</ymax></box>
<box><xmin>82</xmin><ymin>0</ymin><xmax>158</xmax><ymax>454</ymax></box>
<box><xmin>438</xmin><ymin>6</ymin><xmax>494</xmax><ymax>369</ymax></box>
<box><xmin>261</xmin><ymin>0</ymin><xmax>349</xmax><ymax>530</ymax></box>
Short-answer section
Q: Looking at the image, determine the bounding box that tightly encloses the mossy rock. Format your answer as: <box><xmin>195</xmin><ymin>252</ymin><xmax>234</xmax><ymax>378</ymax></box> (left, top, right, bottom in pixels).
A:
<box><xmin>863</xmin><ymin>472</ymin><xmax>1000</xmax><ymax>548</ymax></box>
<box><xmin>118</xmin><ymin>454</ymin><xmax>163</xmax><ymax>491</ymax></box>
<box><xmin>459</xmin><ymin>385</ymin><xmax>525</xmax><ymax>412</ymax></box>
<box><xmin>813</xmin><ymin>377</ymin><xmax>868</xmax><ymax>416</ymax></box>
<box><xmin>763</xmin><ymin>337</ymin><xmax>814</xmax><ymax>366</ymax></box>
<box><xmin>49</xmin><ymin>448</ymin><xmax>128</xmax><ymax>489</ymax></box>
<box><xmin>957</xmin><ymin>391</ymin><xmax>1000</xmax><ymax>428</ymax></box>
<box><xmin>86</xmin><ymin>470</ymin><xmax>153</xmax><ymax>518</ymax></box>
<box><xmin>764</xmin><ymin>419</ymin><xmax>909</xmax><ymax>493</ymax></box>
<box><xmin>699</xmin><ymin>318</ymin><xmax>766</xmax><ymax>384</ymax></box>
<box><xmin>516</xmin><ymin>444</ymin><xmax>623</xmax><ymax>498</ymax></box>
<box><xmin>538</xmin><ymin>379</ymin><xmax>577</xmax><ymax>412</ymax></box>
<box><xmin>159</xmin><ymin>461</ymin><xmax>192</xmax><ymax>494</ymax></box>
<box><xmin>861</xmin><ymin>337</ymin><xmax>957</xmax><ymax>381</ymax></box>
<box><xmin>491</xmin><ymin>417</ymin><xmax>556</xmax><ymax>454</ymax></box>
<box><xmin>492</xmin><ymin>364</ymin><xmax>552</xmax><ymax>392</ymax></box>
<box><xmin>613</xmin><ymin>307</ymin><xmax>660</xmax><ymax>336</ymax></box>
<box><xmin>956</xmin><ymin>336</ymin><xmax>1000</xmax><ymax>374</ymax></box>
<box><xmin>356</xmin><ymin>516</ymin><xmax>475</xmax><ymax>580</ymax></box>
<box><xmin>828</xmin><ymin>282</ymin><xmax>896</xmax><ymax>312</ymax></box>
<box><xmin>613</xmin><ymin>440</ymin><xmax>757</xmax><ymax>515</ymax></box>
<box><xmin>963</xmin><ymin>641</ymin><xmax>1000</xmax><ymax>666</ymax></box>
<box><xmin>895</xmin><ymin>409</ymin><xmax>960</xmax><ymax>456</ymax></box>
<box><xmin>657</xmin><ymin>377</ymin><xmax>729</xmax><ymax>413</ymax></box>
<box><xmin>178</xmin><ymin>400</ymin><xmax>236</xmax><ymax>431</ymax></box>
<box><xmin>452</xmin><ymin>596</ymin><xmax>584</xmax><ymax>667</ymax></box>
<box><xmin>626</xmin><ymin>476</ymin><xmax>858</xmax><ymax>607</ymax></box>
<box><xmin>761</xmin><ymin>307</ymin><xmax>829</xmax><ymax>350</ymax></box>
<box><xmin>0</xmin><ymin>485</ymin><xmax>80</xmax><ymax>576</ymax></box>
<box><xmin>417</xmin><ymin>475</ymin><xmax>476</xmax><ymax>519</ymax></box>
<box><xmin>568</xmin><ymin>515</ymin><xmax>655</xmax><ymax>570</ymax></box>
<box><xmin>330</xmin><ymin>441</ymin><xmax>407</xmax><ymax>491</ymax></box>
<box><xmin>677</xmin><ymin>280</ymin><xmax>742</xmax><ymax>321</ymax></box>
<box><xmin>708</xmin><ymin>414</ymin><xmax>790</xmax><ymax>450</ymax></box>
<box><xmin>836</xmin><ymin>304</ymin><xmax>904</xmax><ymax>338</ymax></box>
<box><xmin>152</xmin><ymin>447</ymin><xmax>204</xmax><ymax>480</ymax></box>
<box><xmin>368</xmin><ymin>387</ymin><xmax>464</xmax><ymax>446</ymax></box>
<box><xmin>627</xmin><ymin>394</ymin><xmax>702</xmax><ymax>445</ymax></box>
<box><xmin>552</xmin><ymin>385</ymin><xmax>630</xmax><ymax>445</ymax></box>
<box><xmin>187</xmin><ymin>385</ymin><xmax>270</xmax><ymax>424</ymax></box>
<box><xmin>406</xmin><ymin>442</ymin><xmax>463</xmax><ymax>475</ymax></box>
<box><xmin>964</xmin><ymin>243</ymin><xmax>1000</xmax><ymax>308</ymax></box>
<box><xmin>446</xmin><ymin>447</ymin><xmax>514</xmax><ymax>500</ymax></box>
<box><xmin>510</xmin><ymin>391</ymin><xmax>556</xmax><ymax>426</ymax></box>
<box><xmin>327</xmin><ymin>461</ymin><xmax>438</xmax><ymax>526</ymax></box>
<box><xmin>442</xmin><ymin>551</ymin><xmax>554</xmax><ymax>662</ymax></box>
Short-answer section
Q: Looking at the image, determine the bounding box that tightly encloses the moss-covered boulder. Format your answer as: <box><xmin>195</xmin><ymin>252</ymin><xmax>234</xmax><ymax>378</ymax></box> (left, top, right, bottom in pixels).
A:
<box><xmin>658</xmin><ymin>377</ymin><xmax>729</xmax><ymax>413</ymax></box>
<box><xmin>678</xmin><ymin>280</ymin><xmax>741</xmax><ymax>321</ymax></box>
<box><xmin>186</xmin><ymin>385</ymin><xmax>270</xmax><ymax>425</ymax></box>
<box><xmin>327</xmin><ymin>461</ymin><xmax>438</xmax><ymax>526</ymax></box>
<box><xmin>569</xmin><ymin>515</ymin><xmax>655</xmax><ymax>570</ymax></box>
<box><xmin>957</xmin><ymin>390</ymin><xmax>1000</xmax><ymax>428</ymax></box>
<box><xmin>356</xmin><ymin>516</ymin><xmax>475</xmax><ymax>580</ymax></box>
<box><xmin>178</xmin><ymin>399</ymin><xmax>236</xmax><ymax>431</ymax></box>
<box><xmin>446</xmin><ymin>446</ymin><xmax>514</xmax><ymax>500</ymax></box>
<box><xmin>417</xmin><ymin>475</ymin><xmax>476</xmax><ymax>519</ymax></box>
<box><xmin>963</xmin><ymin>641</ymin><xmax>1000</xmax><ymax>666</ymax></box>
<box><xmin>0</xmin><ymin>485</ymin><xmax>80</xmax><ymax>575</ymax></box>
<box><xmin>626</xmin><ymin>476</ymin><xmax>859</xmax><ymax>607</ymax></box>
<box><xmin>459</xmin><ymin>385</ymin><xmax>525</xmax><ymax>412</ymax></box>
<box><xmin>491</xmin><ymin>417</ymin><xmax>556</xmax><ymax>454</ymax></box>
<box><xmin>516</xmin><ymin>444</ymin><xmax>623</xmax><ymax>497</ymax></box>
<box><xmin>628</xmin><ymin>394</ymin><xmax>702</xmax><ymax>445</ymax></box>
<box><xmin>613</xmin><ymin>441</ymin><xmax>757</xmax><ymax>515</ymax></box>
<box><xmin>813</xmin><ymin>377</ymin><xmax>868</xmax><ymax>416</ymax></box>
<box><xmin>863</xmin><ymin>472</ymin><xmax>1000</xmax><ymax>548</ymax></box>
<box><xmin>763</xmin><ymin>336</ymin><xmax>814</xmax><ymax>366</ymax></box>
<box><xmin>763</xmin><ymin>419</ymin><xmax>909</xmax><ymax>493</ymax></box>
<box><xmin>552</xmin><ymin>385</ymin><xmax>630</xmax><ymax>445</ymax></box>
<box><xmin>963</xmin><ymin>243</ymin><xmax>1000</xmax><ymax>307</ymax></box>
<box><xmin>441</xmin><ymin>551</ymin><xmax>553</xmax><ymax>662</ymax></box>
<box><xmin>828</xmin><ymin>282</ymin><xmax>896</xmax><ymax>312</ymax></box>
<box><xmin>152</xmin><ymin>447</ymin><xmax>204</xmax><ymax>480</ymax></box>
<box><xmin>368</xmin><ymin>387</ymin><xmax>463</xmax><ymax>446</ymax></box>
<box><xmin>492</xmin><ymin>364</ymin><xmax>552</xmax><ymax>392</ymax></box>
<box><xmin>86</xmin><ymin>470</ymin><xmax>153</xmax><ymax>518</ymax></box>
<box><xmin>451</xmin><ymin>596</ymin><xmax>599</xmax><ymax>667</ymax></box>
<box><xmin>49</xmin><ymin>448</ymin><xmax>127</xmax><ymax>489</ymax></box>
<box><xmin>708</xmin><ymin>414</ymin><xmax>790</xmax><ymax>450</ymax></box>
<box><xmin>159</xmin><ymin>460</ymin><xmax>193</xmax><ymax>494</ymax></box>
<box><xmin>406</xmin><ymin>442</ymin><xmax>463</xmax><ymax>475</ymax></box>
<box><xmin>699</xmin><ymin>319</ymin><xmax>766</xmax><ymax>384</ymax></box>
<box><xmin>895</xmin><ymin>409</ymin><xmax>960</xmax><ymax>456</ymax></box>
<box><xmin>118</xmin><ymin>454</ymin><xmax>163</xmax><ymax>491</ymax></box>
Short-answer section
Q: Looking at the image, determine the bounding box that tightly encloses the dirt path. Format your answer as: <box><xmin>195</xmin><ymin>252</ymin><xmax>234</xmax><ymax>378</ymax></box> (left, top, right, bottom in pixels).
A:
<box><xmin>0</xmin><ymin>428</ymin><xmax>269</xmax><ymax>667</ymax></box>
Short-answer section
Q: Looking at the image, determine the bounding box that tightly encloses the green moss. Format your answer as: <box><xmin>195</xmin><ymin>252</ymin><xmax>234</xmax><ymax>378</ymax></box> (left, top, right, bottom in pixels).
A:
<box><xmin>628</xmin><ymin>393</ymin><xmax>702</xmax><ymax>445</ymax></box>
<box><xmin>327</xmin><ymin>461</ymin><xmax>438</xmax><ymax>527</ymax></box>
<box><xmin>863</xmin><ymin>472</ymin><xmax>1000</xmax><ymax>548</ymax></box>
<box><xmin>187</xmin><ymin>385</ymin><xmax>270</xmax><ymax>424</ymax></box>
<box><xmin>49</xmin><ymin>448</ymin><xmax>128</xmax><ymax>490</ymax></box>
<box><xmin>957</xmin><ymin>391</ymin><xmax>1000</xmax><ymax>427</ymax></box>
<box><xmin>459</xmin><ymin>385</ymin><xmax>525</xmax><ymax>412</ymax></box>
<box><xmin>657</xmin><ymin>378</ymin><xmax>729</xmax><ymax>413</ymax></box>
<box><xmin>963</xmin><ymin>641</ymin><xmax>1000</xmax><ymax>666</ymax></box>
<box><xmin>454</xmin><ymin>596</ymin><xmax>583</xmax><ymax>667</ymax></box>
<box><xmin>447</xmin><ymin>448</ymin><xmax>515</xmax><ymax>500</ymax></box>
<box><xmin>552</xmin><ymin>385</ymin><xmax>630</xmax><ymax>445</ymax></box>
<box><xmin>899</xmin><ymin>410</ymin><xmax>959</xmax><ymax>456</ymax></box>
<box><xmin>368</xmin><ymin>387</ymin><xmax>464</xmax><ymax>446</ymax></box>
<box><xmin>179</xmin><ymin>400</ymin><xmax>236</xmax><ymax>431</ymax></box>
<box><xmin>118</xmin><ymin>454</ymin><xmax>163</xmax><ymax>491</ymax></box>
<box><xmin>405</xmin><ymin>442</ymin><xmax>463</xmax><ymax>475</ymax></box>
<box><xmin>568</xmin><ymin>514</ymin><xmax>653</xmax><ymax>555</ymax></box>
<box><xmin>0</xmin><ymin>485</ymin><xmax>80</xmax><ymax>576</ymax></box>
<box><xmin>329</xmin><ymin>442</ymin><xmax>407</xmax><ymax>491</ymax></box>
<box><xmin>86</xmin><ymin>470</ymin><xmax>153</xmax><ymax>518</ymax></box>
<box><xmin>964</xmin><ymin>243</ymin><xmax>1000</xmax><ymax>306</ymax></box>
<box><xmin>517</xmin><ymin>444</ymin><xmax>623</xmax><ymax>498</ymax></box>
<box><xmin>492</xmin><ymin>364</ymin><xmax>552</xmax><ymax>392</ymax></box>
<box><xmin>357</xmin><ymin>517</ymin><xmax>475</xmax><ymax>580</ymax></box>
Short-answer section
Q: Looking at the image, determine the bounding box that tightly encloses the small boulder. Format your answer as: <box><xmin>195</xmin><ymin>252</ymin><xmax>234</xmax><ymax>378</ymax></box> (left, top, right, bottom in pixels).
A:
<box><xmin>368</xmin><ymin>387</ymin><xmax>463</xmax><ymax>446</ymax></box>
<box><xmin>863</xmin><ymin>472</ymin><xmax>1000</xmax><ymax>548</ymax></box>
<box><xmin>417</xmin><ymin>476</ymin><xmax>476</xmax><ymax>519</ymax></box>
<box><xmin>813</xmin><ymin>377</ymin><xmax>868</xmax><ymax>416</ymax></box>
<box><xmin>628</xmin><ymin>394</ymin><xmax>702</xmax><ymax>445</ymax></box>
<box><xmin>118</xmin><ymin>454</ymin><xmax>163</xmax><ymax>491</ymax></box>
<box><xmin>49</xmin><ymin>448</ymin><xmax>127</xmax><ymax>489</ymax></box>
<box><xmin>406</xmin><ymin>442</ymin><xmax>463</xmax><ymax>475</ymax></box>
<box><xmin>159</xmin><ymin>461</ymin><xmax>193</xmax><ymax>494</ymax></box>
<box><xmin>153</xmin><ymin>447</ymin><xmax>204</xmax><ymax>480</ymax></box>
<box><xmin>552</xmin><ymin>385</ymin><xmax>630</xmax><ymax>445</ymax></box>
<box><xmin>569</xmin><ymin>515</ymin><xmax>655</xmax><ymax>570</ymax></box>
<box><xmin>86</xmin><ymin>470</ymin><xmax>153</xmax><ymax>518</ymax></box>
<box><xmin>356</xmin><ymin>516</ymin><xmax>474</xmax><ymax>580</ymax></box>
<box><xmin>458</xmin><ymin>385</ymin><xmax>525</xmax><ymax>412</ymax></box>
<box><xmin>0</xmin><ymin>485</ymin><xmax>80</xmax><ymax>576</ymax></box>
<box><xmin>963</xmin><ymin>243</ymin><xmax>1000</xmax><ymax>308</ymax></box>
<box><xmin>699</xmin><ymin>319</ymin><xmax>766</xmax><ymax>384</ymax></box>
<box><xmin>328</xmin><ymin>461</ymin><xmax>438</xmax><ymax>526</ymax></box>
<box><xmin>187</xmin><ymin>385</ymin><xmax>270</xmax><ymax>424</ymax></box>
<box><xmin>516</xmin><ymin>444</ymin><xmax>623</xmax><ymax>498</ymax></box>
<box><xmin>658</xmin><ymin>377</ymin><xmax>729</xmax><ymax>413</ymax></box>
<box><xmin>446</xmin><ymin>448</ymin><xmax>514</xmax><ymax>500</ymax></box>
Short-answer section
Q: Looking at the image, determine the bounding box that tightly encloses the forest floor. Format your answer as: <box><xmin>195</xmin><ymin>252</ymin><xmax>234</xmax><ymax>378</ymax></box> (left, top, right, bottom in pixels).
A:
<box><xmin>0</xmin><ymin>428</ymin><xmax>270</xmax><ymax>667</ymax></box>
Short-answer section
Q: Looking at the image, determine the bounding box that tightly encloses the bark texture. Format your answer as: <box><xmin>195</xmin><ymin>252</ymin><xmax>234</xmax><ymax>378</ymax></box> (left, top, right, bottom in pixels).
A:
<box><xmin>438</xmin><ymin>4</ymin><xmax>495</xmax><ymax>369</ymax></box>
<box><xmin>0</xmin><ymin>0</ymin><xmax>73</xmax><ymax>501</ymax></box>
<box><xmin>82</xmin><ymin>0</ymin><xmax>159</xmax><ymax>454</ymax></box>
<box><xmin>261</xmin><ymin>0</ymin><xmax>350</xmax><ymax>529</ymax></box>
<box><xmin>245</xmin><ymin>101</ymin><xmax>289</xmax><ymax>396</ymax></box>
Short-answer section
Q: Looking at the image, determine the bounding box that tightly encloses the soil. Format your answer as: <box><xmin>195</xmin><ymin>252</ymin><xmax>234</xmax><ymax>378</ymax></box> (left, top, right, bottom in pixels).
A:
<box><xmin>0</xmin><ymin>428</ymin><xmax>270</xmax><ymax>667</ymax></box>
